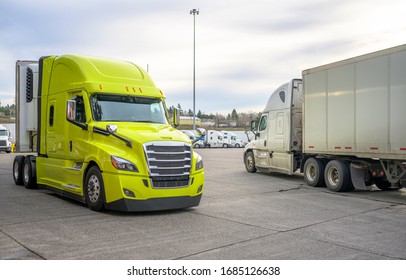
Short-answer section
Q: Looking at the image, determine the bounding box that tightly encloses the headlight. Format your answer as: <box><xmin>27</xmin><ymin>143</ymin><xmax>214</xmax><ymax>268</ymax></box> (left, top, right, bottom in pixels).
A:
<box><xmin>111</xmin><ymin>156</ymin><xmax>138</xmax><ymax>172</ymax></box>
<box><xmin>195</xmin><ymin>154</ymin><xmax>204</xmax><ymax>171</ymax></box>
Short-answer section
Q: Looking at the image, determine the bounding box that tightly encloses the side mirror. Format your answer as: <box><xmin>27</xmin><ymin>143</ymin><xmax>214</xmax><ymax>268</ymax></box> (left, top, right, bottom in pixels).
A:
<box><xmin>173</xmin><ymin>108</ymin><xmax>180</xmax><ymax>127</ymax></box>
<box><xmin>250</xmin><ymin>120</ymin><xmax>257</xmax><ymax>132</ymax></box>
<box><xmin>106</xmin><ymin>124</ymin><xmax>118</xmax><ymax>134</ymax></box>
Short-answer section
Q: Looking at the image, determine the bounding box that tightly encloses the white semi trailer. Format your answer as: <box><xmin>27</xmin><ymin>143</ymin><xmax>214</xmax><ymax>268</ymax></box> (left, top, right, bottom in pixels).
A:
<box><xmin>244</xmin><ymin>44</ymin><xmax>406</xmax><ymax>192</ymax></box>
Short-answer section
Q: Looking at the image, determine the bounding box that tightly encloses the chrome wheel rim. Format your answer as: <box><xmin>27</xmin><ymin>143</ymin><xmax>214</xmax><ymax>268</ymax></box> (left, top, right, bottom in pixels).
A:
<box><xmin>246</xmin><ymin>155</ymin><xmax>254</xmax><ymax>170</ymax></box>
<box><xmin>305</xmin><ymin>163</ymin><xmax>316</xmax><ymax>181</ymax></box>
<box><xmin>327</xmin><ymin>167</ymin><xmax>339</xmax><ymax>186</ymax></box>
<box><xmin>87</xmin><ymin>175</ymin><xmax>100</xmax><ymax>203</ymax></box>
<box><xmin>23</xmin><ymin>163</ymin><xmax>29</xmax><ymax>183</ymax></box>
<box><xmin>13</xmin><ymin>161</ymin><xmax>19</xmax><ymax>181</ymax></box>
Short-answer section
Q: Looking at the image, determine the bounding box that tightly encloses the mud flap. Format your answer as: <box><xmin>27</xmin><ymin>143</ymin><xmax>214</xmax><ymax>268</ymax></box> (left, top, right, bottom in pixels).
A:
<box><xmin>350</xmin><ymin>163</ymin><xmax>373</xmax><ymax>191</ymax></box>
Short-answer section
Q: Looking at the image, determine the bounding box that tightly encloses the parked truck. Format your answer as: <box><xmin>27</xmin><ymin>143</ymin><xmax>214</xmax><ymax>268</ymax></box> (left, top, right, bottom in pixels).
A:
<box><xmin>244</xmin><ymin>44</ymin><xmax>406</xmax><ymax>192</ymax></box>
<box><xmin>0</xmin><ymin>125</ymin><xmax>12</xmax><ymax>153</ymax></box>
<box><xmin>221</xmin><ymin>131</ymin><xmax>245</xmax><ymax>148</ymax></box>
<box><xmin>13</xmin><ymin>55</ymin><xmax>204</xmax><ymax>211</ymax></box>
<box><xmin>205</xmin><ymin>130</ymin><xmax>224</xmax><ymax>148</ymax></box>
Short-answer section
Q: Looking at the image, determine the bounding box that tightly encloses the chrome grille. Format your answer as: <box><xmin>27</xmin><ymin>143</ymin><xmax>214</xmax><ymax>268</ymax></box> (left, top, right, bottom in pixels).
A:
<box><xmin>144</xmin><ymin>142</ymin><xmax>191</xmax><ymax>188</ymax></box>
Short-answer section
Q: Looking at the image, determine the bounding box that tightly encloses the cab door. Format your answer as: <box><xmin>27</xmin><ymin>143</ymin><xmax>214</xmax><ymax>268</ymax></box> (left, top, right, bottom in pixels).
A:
<box><xmin>253</xmin><ymin>113</ymin><xmax>270</xmax><ymax>168</ymax></box>
<box><xmin>66</xmin><ymin>92</ymin><xmax>89</xmax><ymax>161</ymax></box>
<box><xmin>65</xmin><ymin>92</ymin><xmax>90</xmax><ymax>194</ymax></box>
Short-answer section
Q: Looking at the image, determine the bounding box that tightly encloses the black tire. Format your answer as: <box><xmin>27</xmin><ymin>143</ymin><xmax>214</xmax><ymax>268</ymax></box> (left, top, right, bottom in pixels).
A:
<box><xmin>324</xmin><ymin>160</ymin><xmax>351</xmax><ymax>192</ymax></box>
<box><xmin>85</xmin><ymin>166</ymin><xmax>105</xmax><ymax>211</ymax></box>
<box><xmin>235</xmin><ymin>143</ymin><xmax>240</xmax><ymax>148</ymax></box>
<box><xmin>23</xmin><ymin>156</ymin><xmax>37</xmax><ymax>189</ymax></box>
<box><xmin>13</xmin><ymin>156</ymin><xmax>25</xmax><ymax>186</ymax></box>
<box><xmin>244</xmin><ymin>151</ymin><xmax>257</xmax><ymax>173</ymax></box>
<box><xmin>303</xmin><ymin>158</ymin><xmax>325</xmax><ymax>187</ymax></box>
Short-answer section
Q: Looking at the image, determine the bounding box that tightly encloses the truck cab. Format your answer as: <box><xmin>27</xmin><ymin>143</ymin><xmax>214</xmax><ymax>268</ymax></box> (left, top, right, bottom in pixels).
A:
<box><xmin>0</xmin><ymin>125</ymin><xmax>12</xmax><ymax>153</ymax></box>
<box><xmin>13</xmin><ymin>55</ymin><xmax>204</xmax><ymax>212</ymax></box>
<box><xmin>244</xmin><ymin>79</ymin><xmax>303</xmax><ymax>175</ymax></box>
<box><xmin>206</xmin><ymin>130</ymin><xmax>224</xmax><ymax>148</ymax></box>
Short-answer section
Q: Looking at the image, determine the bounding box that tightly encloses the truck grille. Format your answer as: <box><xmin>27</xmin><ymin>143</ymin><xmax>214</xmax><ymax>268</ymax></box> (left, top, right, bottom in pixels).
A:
<box><xmin>143</xmin><ymin>142</ymin><xmax>191</xmax><ymax>188</ymax></box>
<box><xmin>0</xmin><ymin>140</ymin><xmax>7</xmax><ymax>146</ymax></box>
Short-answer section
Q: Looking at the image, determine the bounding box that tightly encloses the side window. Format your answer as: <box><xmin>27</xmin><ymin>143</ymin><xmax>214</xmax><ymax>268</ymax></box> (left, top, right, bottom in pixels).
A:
<box><xmin>258</xmin><ymin>115</ymin><xmax>267</xmax><ymax>131</ymax></box>
<box><xmin>67</xmin><ymin>96</ymin><xmax>86</xmax><ymax>124</ymax></box>
<box><xmin>279</xmin><ymin>91</ymin><xmax>286</xmax><ymax>103</ymax></box>
<box><xmin>49</xmin><ymin>105</ymin><xmax>54</xmax><ymax>127</ymax></box>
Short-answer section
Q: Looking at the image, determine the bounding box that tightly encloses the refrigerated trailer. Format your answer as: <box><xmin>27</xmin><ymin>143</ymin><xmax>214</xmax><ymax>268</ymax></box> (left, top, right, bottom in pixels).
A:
<box><xmin>244</xmin><ymin>44</ymin><xmax>406</xmax><ymax>192</ymax></box>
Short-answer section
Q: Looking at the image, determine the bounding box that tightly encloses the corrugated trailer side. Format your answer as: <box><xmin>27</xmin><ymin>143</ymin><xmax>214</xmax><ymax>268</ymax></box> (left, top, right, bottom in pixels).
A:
<box><xmin>301</xmin><ymin>44</ymin><xmax>406</xmax><ymax>191</ymax></box>
<box><xmin>302</xmin><ymin>44</ymin><xmax>406</xmax><ymax>161</ymax></box>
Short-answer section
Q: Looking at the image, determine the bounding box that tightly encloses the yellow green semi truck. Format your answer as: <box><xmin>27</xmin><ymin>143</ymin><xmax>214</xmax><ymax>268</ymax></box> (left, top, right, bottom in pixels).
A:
<box><xmin>13</xmin><ymin>55</ymin><xmax>204</xmax><ymax>211</ymax></box>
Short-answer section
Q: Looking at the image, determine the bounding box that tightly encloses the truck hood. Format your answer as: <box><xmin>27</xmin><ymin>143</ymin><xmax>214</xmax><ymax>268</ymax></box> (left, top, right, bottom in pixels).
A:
<box><xmin>94</xmin><ymin>122</ymin><xmax>191</xmax><ymax>146</ymax></box>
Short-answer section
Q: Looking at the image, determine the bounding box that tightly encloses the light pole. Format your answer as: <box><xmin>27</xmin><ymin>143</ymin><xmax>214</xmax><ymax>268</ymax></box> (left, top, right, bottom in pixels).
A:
<box><xmin>190</xmin><ymin>8</ymin><xmax>199</xmax><ymax>131</ymax></box>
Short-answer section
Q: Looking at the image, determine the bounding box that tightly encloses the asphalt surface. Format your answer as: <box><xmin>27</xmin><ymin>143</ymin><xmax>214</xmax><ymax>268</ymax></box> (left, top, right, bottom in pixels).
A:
<box><xmin>0</xmin><ymin>149</ymin><xmax>406</xmax><ymax>260</ymax></box>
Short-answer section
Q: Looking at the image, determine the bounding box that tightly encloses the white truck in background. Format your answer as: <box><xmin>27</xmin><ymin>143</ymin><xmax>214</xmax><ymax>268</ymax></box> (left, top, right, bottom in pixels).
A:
<box><xmin>244</xmin><ymin>44</ymin><xmax>406</xmax><ymax>192</ymax></box>
<box><xmin>0</xmin><ymin>125</ymin><xmax>12</xmax><ymax>153</ymax></box>
<box><xmin>205</xmin><ymin>130</ymin><xmax>224</xmax><ymax>148</ymax></box>
<box><xmin>221</xmin><ymin>131</ymin><xmax>245</xmax><ymax>148</ymax></box>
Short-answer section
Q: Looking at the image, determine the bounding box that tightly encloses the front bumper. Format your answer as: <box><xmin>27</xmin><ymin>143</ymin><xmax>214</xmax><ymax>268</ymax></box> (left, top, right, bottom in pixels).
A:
<box><xmin>0</xmin><ymin>147</ymin><xmax>11</xmax><ymax>152</ymax></box>
<box><xmin>105</xmin><ymin>194</ymin><xmax>202</xmax><ymax>212</ymax></box>
<box><xmin>101</xmin><ymin>170</ymin><xmax>204</xmax><ymax>212</ymax></box>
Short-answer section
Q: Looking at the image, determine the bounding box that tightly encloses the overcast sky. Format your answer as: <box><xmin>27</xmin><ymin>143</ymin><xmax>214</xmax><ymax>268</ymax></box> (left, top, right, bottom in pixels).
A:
<box><xmin>1</xmin><ymin>0</ymin><xmax>406</xmax><ymax>114</ymax></box>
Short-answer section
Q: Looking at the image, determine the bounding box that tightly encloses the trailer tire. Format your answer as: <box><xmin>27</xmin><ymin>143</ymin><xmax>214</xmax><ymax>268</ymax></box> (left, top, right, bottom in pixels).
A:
<box><xmin>85</xmin><ymin>166</ymin><xmax>105</xmax><ymax>211</ymax></box>
<box><xmin>325</xmin><ymin>160</ymin><xmax>350</xmax><ymax>192</ymax></box>
<box><xmin>13</xmin><ymin>156</ymin><xmax>25</xmax><ymax>186</ymax></box>
<box><xmin>23</xmin><ymin>156</ymin><xmax>37</xmax><ymax>189</ymax></box>
<box><xmin>244</xmin><ymin>151</ymin><xmax>257</xmax><ymax>173</ymax></box>
<box><xmin>303</xmin><ymin>158</ymin><xmax>325</xmax><ymax>187</ymax></box>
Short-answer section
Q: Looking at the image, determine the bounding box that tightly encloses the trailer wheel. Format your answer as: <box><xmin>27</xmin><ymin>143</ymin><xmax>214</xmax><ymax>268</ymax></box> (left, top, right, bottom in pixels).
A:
<box><xmin>244</xmin><ymin>151</ymin><xmax>257</xmax><ymax>173</ymax></box>
<box><xmin>85</xmin><ymin>166</ymin><xmax>105</xmax><ymax>211</ymax></box>
<box><xmin>324</xmin><ymin>160</ymin><xmax>350</xmax><ymax>192</ymax></box>
<box><xmin>23</xmin><ymin>156</ymin><xmax>37</xmax><ymax>189</ymax></box>
<box><xmin>13</xmin><ymin>156</ymin><xmax>25</xmax><ymax>186</ymax></box>
<box><xmin>303</xmin><ymin>158</ymin><xmax>325</xmax><ymax>187</ymax></box>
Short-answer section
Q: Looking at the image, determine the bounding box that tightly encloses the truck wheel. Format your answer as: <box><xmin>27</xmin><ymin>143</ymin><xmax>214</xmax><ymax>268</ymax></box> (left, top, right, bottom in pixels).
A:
<box><xmin>23</xmin><ymin>156</ymin><xmax>37</xmax><ymax>189</ymax></box>
<box><xmin>244</xmin><ymin>151</ymin><xmax>257</xmax><ymax>173</ymax></box>
<box><xmin>303</xmin><ymin>158</ymin><xmax>325</xmax><ymax>187</ymax></box>
<box><xmin>13</xmin><ymin>156</ymin><xmax>25</xmax><ymax>186</ymax></box>
<box><xmin>324</xmin><ymin>160</ymin><xmax>350</xmax><ymax>192</ymax></box>
<box><xmin>85</xmin><ymin>166</ymin><xmax>105</xmax><ymax>211</ymax></box>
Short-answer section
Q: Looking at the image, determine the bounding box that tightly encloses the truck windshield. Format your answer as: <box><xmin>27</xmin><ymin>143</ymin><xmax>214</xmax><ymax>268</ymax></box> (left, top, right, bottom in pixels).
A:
<box><xmin>90</xmin><ymin>94</ymin><xmax>168</xmax><ymax>124</ymax></box>
<box><xmin>0</xmin><ymin>130</ymin><xmax>7</xmax><ymax>136</ymax></box>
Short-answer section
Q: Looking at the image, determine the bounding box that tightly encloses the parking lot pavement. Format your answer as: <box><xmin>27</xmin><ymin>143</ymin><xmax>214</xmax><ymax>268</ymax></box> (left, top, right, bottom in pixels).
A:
<box><xmin>0</xmin><ymin>149</ymin><xmax>406</xmax><ymax>260</ymax></box>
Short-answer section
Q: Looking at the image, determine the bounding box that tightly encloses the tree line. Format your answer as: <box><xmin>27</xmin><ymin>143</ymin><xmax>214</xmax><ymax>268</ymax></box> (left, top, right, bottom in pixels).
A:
<box><xmin>168</xmin><ymin>104</ymin><xmax>260</xmax><ymax>128</ymax></box>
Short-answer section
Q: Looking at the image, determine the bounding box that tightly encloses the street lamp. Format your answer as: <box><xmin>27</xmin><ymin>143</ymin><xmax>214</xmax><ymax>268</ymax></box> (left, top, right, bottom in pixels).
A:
<box><xmin>190</xmin><ymin>8</ymin><xmax>199</xmax><ymax>131</ymax></box>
